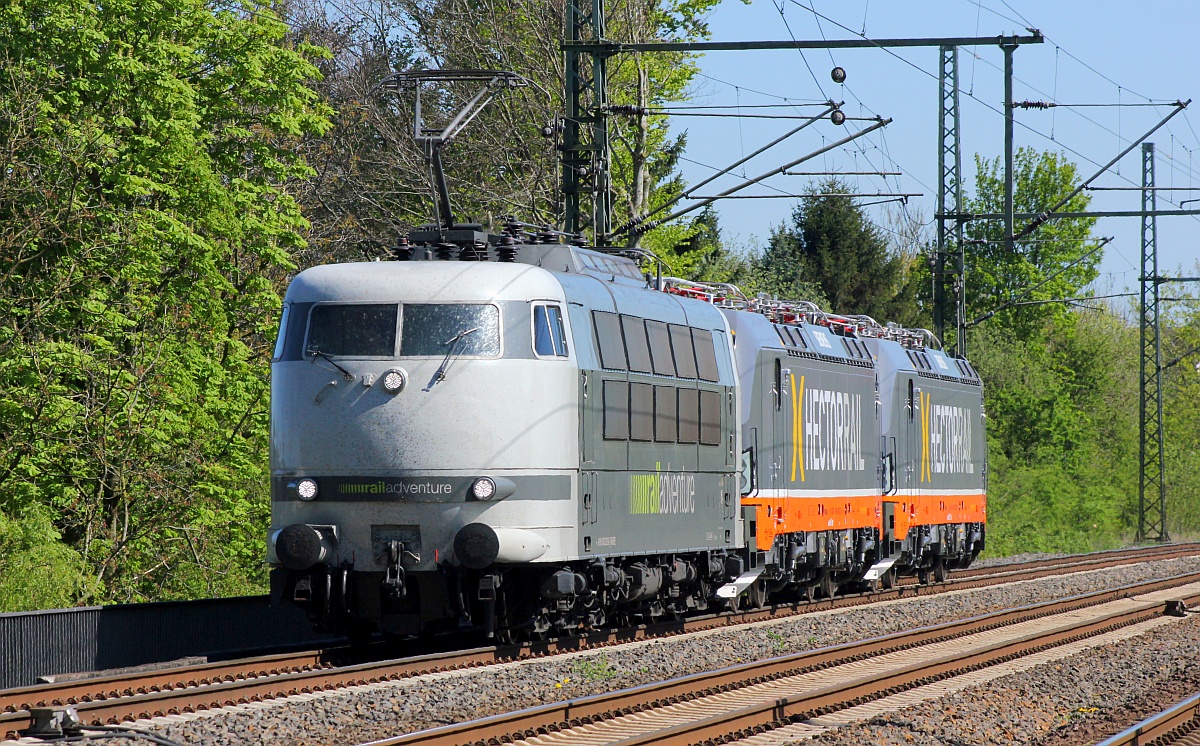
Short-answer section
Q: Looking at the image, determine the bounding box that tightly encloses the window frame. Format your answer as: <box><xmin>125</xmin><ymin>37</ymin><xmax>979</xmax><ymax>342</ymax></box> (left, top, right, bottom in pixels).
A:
<box><xmin>678</xmin><ymin>387</ymin><xmax>701</xmax><ymax>444</ymax></box>
<box><xmin>654</xmin><ymin>384</ymin><xmax>678</xmax><ymax>443</ymax></box>
<box><xmin>532</xmin><ymin>303</ymin><xmax>570</xmax><ymax>359</ymax></box>
<box><xmin>603</xmin><ymin>379</ymin><xmax>630</xmax><ymax>441</ymax></box>
<box><xmin>304</xmin><ymin>301</ymin><xmax>400</xmax><ymax>359</ymax></box>
<box><xmin>622</xmin><ymin>314</ymin><xmax>653</xmax><ymax>373</ymax></box>
<box><xmin>692</xmin><ymin>328</ymin><xmax>720</xmax><ymax>382</ymax></box>
<box><xmin>646</xmin><ymin>320</ymin><xmax>676</xmax><ymax>377</ymax></box>
<box><xmin>630</xmin><ymin>382</ymin><xmax>654</xmax><ymax>441</ymax></box>
<box><xmin>668</xmin><ymin>323</ymin><xmax>699</xmax><ymax>379</ymax></box>
<box><xmin>593</xmin><ymin>311</ymin><xmax>628</xmax><ymax>371</ymax></box>
<box><xmin>699</xmin><ymin>389</ymin><xmax>722</xmax><ymax>446</ymax></box>
<box><xmin>396</xmin><ymin>302</ymin><xmax>503</xmax><ymax>359</ymax></box>
<box><xmin>272</xmin><ymin>303</ymin><xmax>291</xmax><ymax>361</ymax></box>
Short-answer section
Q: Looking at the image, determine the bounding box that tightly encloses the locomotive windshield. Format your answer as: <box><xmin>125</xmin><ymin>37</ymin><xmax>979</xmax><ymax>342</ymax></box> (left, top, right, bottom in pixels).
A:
<box><xmin>306</xmin><ymin>303</ymin><xmax>398</xmax><ymax>357</ymax></box>
<box><xmin>400</xmin><ymin>304</ymin><xmax>500</xmax><ymax>357</ymax></box>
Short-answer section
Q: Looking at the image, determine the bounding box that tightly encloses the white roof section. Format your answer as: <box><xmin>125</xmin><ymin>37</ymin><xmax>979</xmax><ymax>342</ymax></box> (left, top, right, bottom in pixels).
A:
<box><xmin>285</xmin><ymin>261</ymin><xmax>566</xmax><ymax>304</ymax></box>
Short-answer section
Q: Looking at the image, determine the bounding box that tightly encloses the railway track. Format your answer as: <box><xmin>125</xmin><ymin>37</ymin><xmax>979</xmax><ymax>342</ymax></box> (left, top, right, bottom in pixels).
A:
<box><xmin>2</xmin><ymin>543</ymin><xmax>1198</xmax><ymax>740</ymax></box>
<box><xmin>365</xmin><ymin>572</ymin><xmax>1200</xmax><ymax>746</ymax></box>
<box><xmin>1095</xmin><ymin>692</ymin><xmax>1200</xmax><ymax>746</ymax></box>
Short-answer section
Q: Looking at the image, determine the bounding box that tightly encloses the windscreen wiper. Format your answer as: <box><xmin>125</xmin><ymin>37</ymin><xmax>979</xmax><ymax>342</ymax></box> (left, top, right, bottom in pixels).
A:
<box><xmin>425</xmin><ymin>327</ymin><xmax>478</xmax><ymax>390</ymax></box>
<box><xmin>309</xmin><ymin>349</ymin><xmax>354</xmax><ymax>381</ymax></box>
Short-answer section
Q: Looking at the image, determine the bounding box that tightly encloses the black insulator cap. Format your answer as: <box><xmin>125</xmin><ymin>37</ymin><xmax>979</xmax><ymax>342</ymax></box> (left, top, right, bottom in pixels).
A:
<box><xmin>391</xmin><ymin>236</ymin><xmax>412</xmax><ymax>261</ymax></box>
<box><xmin>570</xmin><ymin>234</ymin><xmax>587</xmax><ymax>247</ymax></box>
<box><xmin>831</xmin><ymin>109</ymin><xmax>846</xmax><ymax>126</ymax></box>
<box><xmin>454</xmin><ymin>523</ymin><xmax>499</xmax><ymax>570</ymax></box>
<box><xmin>497</xmin><ymin>235</ymin><xmax>517</xmax><ymax>262</ymax></box>
<box><xmin>436</xmin><ymin>241</ymin><xmax>455</xmax><ymax>260</ymax></box>
<box><xmin>831</xmin><ymin>66</ymin><xmax>847</xmax><ymax>83</ymax></box>
<box><xmin>276</xmin><ymin>524</ymin><xmax>324</xmax><ymax>571</ymax></box>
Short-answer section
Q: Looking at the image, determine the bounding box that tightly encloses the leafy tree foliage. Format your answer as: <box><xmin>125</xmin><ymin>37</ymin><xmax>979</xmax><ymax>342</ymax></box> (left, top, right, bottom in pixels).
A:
<box><xmin>750</xmin><ymin>179</ymin><xmax>922</xmax><ymax>323</ymax></box>
<box><xmin>286</xmin><ymin>0</ymin><xmax>720</xmax><ymax>260</ymax></box>
<box><xmin>963</xmin><ymin>155</ymin><xmax>1199</xmax><ymax>554</ymax></box>
<box><xmin>0</xmin><ymin>0</ymin><xmax>330</xmax><ymax>607</ymax></box>
<box><xmin>964</xmin><ymin>148</ymin><xmax>1099</xmax><ymax>338</ymax></box>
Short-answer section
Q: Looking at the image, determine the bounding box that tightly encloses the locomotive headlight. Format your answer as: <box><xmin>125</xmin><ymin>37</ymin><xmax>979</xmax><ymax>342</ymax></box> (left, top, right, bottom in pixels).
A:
<box><xmin>471</xmin><ymin>477</ymin><xmax>498</xmax><ymax>500</ymax></box>
<box><xmin>295</xmin><ymin>478</ymin><xmax>319</xmax><ymax>501</ymax></box>
<box><xmin>381</xmin><ymin>368</ymin><xmax>407</xmax><ymax>394</ymax></box>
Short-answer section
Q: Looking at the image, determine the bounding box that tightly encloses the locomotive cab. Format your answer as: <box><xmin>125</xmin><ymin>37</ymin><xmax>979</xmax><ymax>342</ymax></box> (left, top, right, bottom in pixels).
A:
<box><xmin>267</xmin><ymin>256</ymin><xmax>583</xmax><ymax>636</ymax></box>
<box><xmin>267</xmin><ymin>237</ymin><xmax>744</xmax><ymax>639</ymax></box>
<box><xmin>862</xmin><ymin>335</ymin><xmax>987</xmax><ymax>580</ymax></box>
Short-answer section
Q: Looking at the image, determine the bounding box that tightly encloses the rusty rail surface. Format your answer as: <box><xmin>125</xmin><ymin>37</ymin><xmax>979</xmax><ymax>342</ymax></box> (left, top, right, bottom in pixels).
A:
<box><xmin>1094</xmin><ymin>692</ymin><xmax>1200</xmax><ymax>746</ymax></box>
<box><xmin>2</xmin><ymin>543</ymin><xmax>1198</xmax><ymax>739</ymax></box>
<box><xmin>365</xmin><ymin>572</ymin><xmax>1200</xmax><ymax>746</ymax></box>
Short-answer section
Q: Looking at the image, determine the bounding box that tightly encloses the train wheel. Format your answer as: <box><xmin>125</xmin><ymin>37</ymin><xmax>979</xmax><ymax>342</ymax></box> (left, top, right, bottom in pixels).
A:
<box><xmin>803</xmin><ymin>584</ymin><xmax>817</xmax><ymax>603</ymax></box>
<box><xmin>917</xmin><ymin>569</ymin><xmax>930</xmax><ymax>585</ymax></box>
<box><xmin>746</xmin><ymin>579</ymin><xmax>769</xmax><ymax>610</ymax></box>
<box><xmin>880</xmin><ymin>568</ymin><xmax>896</xmax><ymax>590</ymax></box>
<box><xmin>933</xmin><ymin>559</ymin><xmax>949</xmax><ymax>583</ymax></box>
<box><xmin>819</xmin><ymin>571</ymin><xmax>838</xmax><ymax>599</ymax></box>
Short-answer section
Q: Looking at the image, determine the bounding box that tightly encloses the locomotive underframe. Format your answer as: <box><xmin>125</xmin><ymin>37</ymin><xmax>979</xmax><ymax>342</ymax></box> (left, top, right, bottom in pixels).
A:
<box><xmin>270</xmin><ymin>519</ymin><xmax>983</xmax><ymax>639</ymax></box>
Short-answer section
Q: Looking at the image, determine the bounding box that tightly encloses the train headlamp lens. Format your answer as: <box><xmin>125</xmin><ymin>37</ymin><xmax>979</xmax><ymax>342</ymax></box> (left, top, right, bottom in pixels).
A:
<box><xmin>382</xmin><ymin>369</ymin><xmax>406</xmax><ymax>394</ymax></box>
<box><xmin>296</xmin><ymin>478</ymin><xmax>319</xmax><ymax>501</ymax></box>
<box><xmin>472</xmin><ymin>477</ymin><xmax>497</xmax><ymax>500</ymax></box>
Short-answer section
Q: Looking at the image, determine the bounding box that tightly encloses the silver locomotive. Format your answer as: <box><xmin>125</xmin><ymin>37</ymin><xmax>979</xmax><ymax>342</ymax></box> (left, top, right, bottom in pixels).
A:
<box><xmin>266</xmin><ymin>225</ymin><xmax>987</xmax><ymax>639</ymax></box>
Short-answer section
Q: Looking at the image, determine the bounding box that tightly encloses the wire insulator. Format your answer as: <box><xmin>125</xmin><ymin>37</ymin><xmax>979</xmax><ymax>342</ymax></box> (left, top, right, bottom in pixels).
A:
<box><xmin>497</xmin><ymin>235</ymin><xmax>517</xmax><ymax>262</ymax></box>
<box><xmin>436</xmin><ymin>241</ymin><xmax>455</xmax><ymax>261</ymax></box>
<box><xmin>391</xmin><ymin>236</ymin><xmax>412</xmax><ymax>261</ymax></box>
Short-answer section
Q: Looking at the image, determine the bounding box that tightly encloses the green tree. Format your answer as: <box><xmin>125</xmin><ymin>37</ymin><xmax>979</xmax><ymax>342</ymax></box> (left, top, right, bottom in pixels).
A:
<box><xmin>970</xmin><ymin>311</ymin><xmax>1138</xmax><ymax>555</ymax></box>
<box><xmin>965</xmin><ymin>148</ymin><xmax>1099</xmax><ymax>339</ymax></box>
<box><xmin>752</xmin><ymin>179</ymin><xmax>919</xmax><ymax>321</ymax></box>
<box><xmin>0</xmin><ymin>0</ymin><xmax>331</xmax><ymax>607</ymax></box>
<box><xmin>657</xmin><ymin>206</ymin><xmax>753</xmax><ymax>284</ymax></box>
<box><xmin>286</xmin><ymin>0</ymin><xmax>722</xmax><ymax>257</ymax></box>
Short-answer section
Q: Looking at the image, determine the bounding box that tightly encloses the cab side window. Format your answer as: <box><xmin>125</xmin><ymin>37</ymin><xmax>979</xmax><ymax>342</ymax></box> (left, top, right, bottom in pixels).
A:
<box><xmin>534</xmin><ymin>304</ymin><xmax>569</xmax><ymax>357</ymax></box>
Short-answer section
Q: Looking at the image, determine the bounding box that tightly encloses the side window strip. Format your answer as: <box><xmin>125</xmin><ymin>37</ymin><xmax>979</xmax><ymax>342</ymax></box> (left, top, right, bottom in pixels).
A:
<box><xmin>603</xmin><ymin>380</ymin><xmax>630</xmax><ymax>440</ymax></box>
<box><xmin>693</xmin><ymin>328</ymin><xmax>719</xmax><ymax>382</ymax></box>
<box><xmin>593</xmin><ymin>311</ymin><xmax>627</xmax><ymax>370</ymax></box>
<box><xmin>646</xmin><ymin>320</ymin><xmax>676</xmax><ymax>376</ymax></box>
<box><xmin>669</xmin><ymin>323</ymin><xmax>698</xmax><ymax>379</ymax></box>
<box><xmin>622</xmin><ymin>314</ymin><xmax>653</xmax><ymax>372</ymax></box>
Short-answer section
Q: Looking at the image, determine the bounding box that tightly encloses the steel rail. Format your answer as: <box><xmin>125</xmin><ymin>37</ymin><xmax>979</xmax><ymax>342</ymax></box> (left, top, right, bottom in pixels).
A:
<box><xmin>3</xmin><ymin>543</ymin><xmax>1199</xmax><ymax>738</ymax></box>
<box><xmin>365</xmin><ymin>572</ymin><xmax>1200</xmax><ymax>746</ymax></box>
<box><xmin>1094</xmin><ymin>691</ymin><xmax>1200</xmax><ymax>745</ymax></box>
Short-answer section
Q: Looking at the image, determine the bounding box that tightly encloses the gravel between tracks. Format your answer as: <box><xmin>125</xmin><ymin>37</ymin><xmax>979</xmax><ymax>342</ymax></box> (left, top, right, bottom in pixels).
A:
<box><xmin>103</xmin><ymin>556</ymin><xmax>1200</xmax><ymax>746</ymax></box>
<box><xmin>806</xmin><ymin>613</ymin><xmax>1200</xmax><ymax>746</ymax></box>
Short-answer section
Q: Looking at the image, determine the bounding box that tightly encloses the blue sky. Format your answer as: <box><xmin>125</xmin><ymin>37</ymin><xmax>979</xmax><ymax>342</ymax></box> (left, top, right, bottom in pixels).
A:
<box><xmin>661</xmin><ymin>0</ymin><xmax>1200</xmax><ymax>294</ymax></box>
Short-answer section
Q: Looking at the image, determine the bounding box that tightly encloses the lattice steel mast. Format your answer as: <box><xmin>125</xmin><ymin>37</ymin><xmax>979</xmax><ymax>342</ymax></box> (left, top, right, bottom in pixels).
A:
<box><xmin>1139</xmin><ymin>142</ymin><xmax>1168</xmax><ymax>543</ymax></box>
<box><xmin>935</xmin><ymin>45</ymin><xmax>965</xmax><ymax>354</ymax></box>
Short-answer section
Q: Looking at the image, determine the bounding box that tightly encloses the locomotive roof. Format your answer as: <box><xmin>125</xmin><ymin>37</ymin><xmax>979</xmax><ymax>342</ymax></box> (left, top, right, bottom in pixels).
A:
<box><xmin>864</xmin><ymin>336</ymin><xmax>981</xmax><ymax>385</ymax></box>
<box><xmin>722</xmin><ymin>310</ymin><xmax>873</xmax><ymax>367</ymax></box>
<box><xmin>284</xmin><ymin>260</ymin><xmax>567</xmax><ymax>304</ymax></box>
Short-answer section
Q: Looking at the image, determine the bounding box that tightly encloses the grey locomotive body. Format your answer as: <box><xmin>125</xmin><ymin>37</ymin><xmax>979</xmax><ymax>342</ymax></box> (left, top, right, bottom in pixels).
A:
<box><xmin>864</xmin><ymin>334</ymin><xmax>987</xmax><ymax>582</ymax></box>
<box><xmin>267</xmin><ymin>235</ymin><xmax>987</xmax><ymax>638</ymax></box>
<box><xmin>268</xmin><ymin>240</ymin><xmax>742</xmax><ymax>637</ymax></box>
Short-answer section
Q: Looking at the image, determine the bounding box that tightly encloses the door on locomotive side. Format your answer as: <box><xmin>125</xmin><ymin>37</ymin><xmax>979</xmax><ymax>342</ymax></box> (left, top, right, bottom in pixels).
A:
<box><xmin>906</xmin><ymin>377</ymin><xmax>920</xmax><ymax>499</ymax></box>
